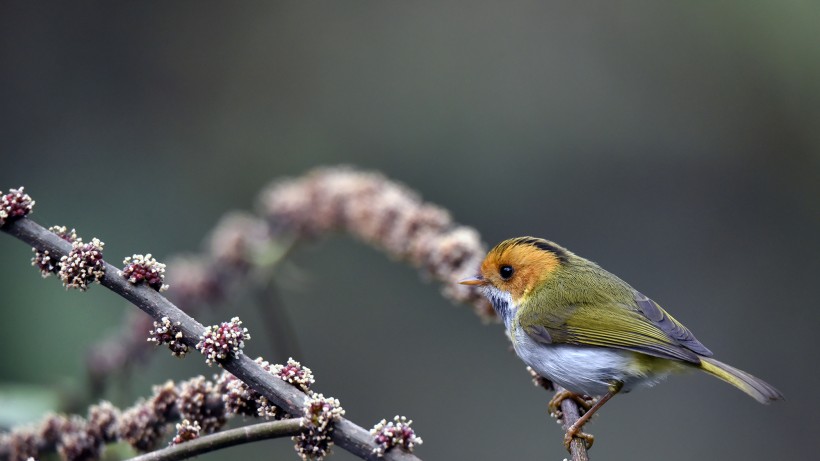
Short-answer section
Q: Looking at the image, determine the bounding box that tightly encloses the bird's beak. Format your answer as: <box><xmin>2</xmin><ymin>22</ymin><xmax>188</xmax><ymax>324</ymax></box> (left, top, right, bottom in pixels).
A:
<box><xmin>459</xmin><ymin>275</ymin><xmax>487</xmax><ymax>286</ymax></box>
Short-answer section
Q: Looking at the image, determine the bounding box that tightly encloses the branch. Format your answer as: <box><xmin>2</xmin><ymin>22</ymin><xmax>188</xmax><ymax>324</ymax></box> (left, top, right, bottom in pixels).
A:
<box><xmin>1</xmin><ymin>217</ymin><xmax>419</xmax><ymax>461</ymax></box>
<box><xmin>127</xmin><ymin>419</ymin><xmax>302</xmax><ymax>461</ymax></box>
<box><xmin>2</xmin><ymin>171</ymin><xmax>593</xmax><ymax>458</ymax></box>
<box><xmin>87</xmin><ymin>212</ymin><xmax>291</xmax><ymax>390</ymax></box>
<box><xmin>529</xmin><ymin>369</ymin><xmax>590</xmax><ymax>461</ymax></box>
<box><xmin>557</xmin><ymin>386</ymin><xmax>590</xmax><ymax>461</ymax></box>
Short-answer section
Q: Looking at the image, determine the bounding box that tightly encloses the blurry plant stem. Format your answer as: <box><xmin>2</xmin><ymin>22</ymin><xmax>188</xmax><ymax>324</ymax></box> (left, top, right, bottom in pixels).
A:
<box><xmin>1</xmin><ymin>217</ymin><xmax>421</xmax><ymax>461</ymax></box>
<box><xmin>251</xmin><ymin>275</ymin><xmax>302</xmax><ymax>361</ymax></box>
<box><xmin>127</xmin><ymin>419</ymin><xmax>302</xmax><ymax>461</ymax></box>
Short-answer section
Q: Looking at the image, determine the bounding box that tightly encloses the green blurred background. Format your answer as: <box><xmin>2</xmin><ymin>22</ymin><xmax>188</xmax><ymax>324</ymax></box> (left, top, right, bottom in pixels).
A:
<box><xmin>1</xmin><ymin>2</ymin><xmax>819</xmax><ymax>460</ymax></box>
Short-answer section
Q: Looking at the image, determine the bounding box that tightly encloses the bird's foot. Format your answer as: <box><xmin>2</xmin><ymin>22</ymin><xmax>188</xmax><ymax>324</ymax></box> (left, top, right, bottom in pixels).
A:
<box><xmin>563</xmin><ymin>424</ymin><xmax>595</xmax><ymax>451</ymax></box>
<box><xmin>548</xmin><ymin>390</ymin><xmax>594</xmax><ymax>419</ymax></box>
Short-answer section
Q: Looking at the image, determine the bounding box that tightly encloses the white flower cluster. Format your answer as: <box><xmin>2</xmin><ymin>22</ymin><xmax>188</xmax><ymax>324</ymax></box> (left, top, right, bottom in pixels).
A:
<box><xmin>370</xmin><ymin>415</ymin><xmax>423</xmax><ymax>457</ymax></box>
<box><xmin>59</xmin><ymin>238</ymin><xmax>105</xmax><ymax>291</ymax></box>
<box><xmin>196</xmin><ymin>317</ymin><xmax>250</xmax><ymax>367</ymax></box>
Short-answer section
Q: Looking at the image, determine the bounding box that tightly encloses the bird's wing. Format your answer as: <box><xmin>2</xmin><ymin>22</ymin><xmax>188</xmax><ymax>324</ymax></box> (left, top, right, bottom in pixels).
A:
<box><xmin>632</xmin><ymin>292</ymin><xmax>712</xmax><ymax>357</ymax></box>
<box><xmin>524</xmin><ymin>291</ymin><xmax>712</xmax><ymax>364</ymax></box>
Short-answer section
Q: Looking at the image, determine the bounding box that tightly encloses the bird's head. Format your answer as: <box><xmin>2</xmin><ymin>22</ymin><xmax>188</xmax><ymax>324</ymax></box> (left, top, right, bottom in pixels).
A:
<box><xmin>460</xmin><ymin>237</ymin><xmax>569</xmax><ymax>305</ymax></box>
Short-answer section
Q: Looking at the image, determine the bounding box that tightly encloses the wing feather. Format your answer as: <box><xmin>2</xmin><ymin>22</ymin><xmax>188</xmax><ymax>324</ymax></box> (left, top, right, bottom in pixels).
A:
<box><xmin>524</xmin><ymin>292</ymin><xmax>711</xmax><ymax>364</ymax></box>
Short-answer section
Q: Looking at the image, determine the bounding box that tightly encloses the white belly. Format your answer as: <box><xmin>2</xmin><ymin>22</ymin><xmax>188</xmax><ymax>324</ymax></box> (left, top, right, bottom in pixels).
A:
<box><xmin>513</xmin><ymin>327</ymin><xmax>672</xmax><ymax>396</ymax></box>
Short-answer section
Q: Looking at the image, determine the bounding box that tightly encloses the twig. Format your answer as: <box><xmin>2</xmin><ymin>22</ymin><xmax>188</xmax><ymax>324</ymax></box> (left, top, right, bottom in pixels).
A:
<box><xmin>1</xmin><ymin>217</ymin><xmax>420</xmax><ymax>461</ymax></box>
<box><xmin>529</xmin><ymin>369</ymin><xmax>589</xmax><ymax>461</ymax></box>
<box><xmin>127</xmin><ymin>419</ymin><xmax>302</xmax><ymax>461</ymax></box>
<box><xmin>556</xmin><ymin>385</ymin><xmax>590</xmax><ymax>461</ymax></box>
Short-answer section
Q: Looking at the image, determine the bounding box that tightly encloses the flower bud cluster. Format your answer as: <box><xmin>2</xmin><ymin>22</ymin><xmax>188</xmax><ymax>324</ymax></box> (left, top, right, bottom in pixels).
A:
<box><xmin>147</xmin><ymin>317</ymin><xmax>188</xmax><ymax>357</ymax></box>
<box><xmin>3</xmin><ymin>412</ymin><xmax>108</xmax><ymax>461</ymax></box>
<box><xmin>292</xmin><ymin>393</ymin><xmax>345</xmax><ymax>461</ymax></box>
<box><xmin>32</xmin><ymin>226</ymin><xmax>78</xmax><ymax>277</ymax></box>
<box><xmin>58</xmin><ymin>238</ymin><xmax>106</xmax><ymax>291</ymax></box>
<box><xmin>272</xmin><ymin>357</ymin><xmax>315</xmax><ymax>393</ymax></box>
<box><xmin>0</xmin><ymin>187</ymin><xmax>35</xmax><ymax>226</ymax></box>
<box><xmin>148</xmin><ymin>317</ymin><xmax>188</xmax><ymax>357</ymax></box>
<box><xmin>87</xmin><ymin>402</ymin><xmax>120</xmax><ymax>443</ymax></box>
<box><xmin>2</xmin><ymin>360</ymin><xmax>330</xmax><ymax>460</ymax></box>
<box><xmin>217</xmin><ymin>358</ymin><xmax>279</xmax><ymax>419</ymax></box>
<box><xmin>217</xmin><ymin>356</ymin><xmax>315</xmax><ymax>421</ymax></box>
<box><xmin>260</xmin><ymin>167</ymin><xmax>493</xmax><ymax>319</ymax></box>
<box><xmin>370</xmin><ymin>415</ymin><xmax>423</xmax><ymax>457</ymax></box>
<box><xmin>120</xmin><ymin>254</ymin><xmax>168</xmax><ymax>292</ymax></box>
<box><xmin>171</xmin><ymin>419</ymin><xmax>201</xmax><ymax>445</ymax></box>
<box><xmin>56</xmin><ymin>430</ymin><xmax>97</xmax><ymax>461</ymax></box>
<box><xmin>119</xmin><ymin>404</ymin><xmax>163</xmax><ymax>451</ymax></box>
<box><xmin>196</xmin><ymin>317</ymin><xmax>250</xmax><ymax>367</ymax></box>
<box><xmin>177</xmin><ymin>376</ymin><xmax>227</xmax><ymax>434</ymax></box>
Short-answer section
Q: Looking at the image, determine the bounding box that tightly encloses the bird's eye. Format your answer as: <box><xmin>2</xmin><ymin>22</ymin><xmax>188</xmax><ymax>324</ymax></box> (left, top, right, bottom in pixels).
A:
<box><xmin>499</xmin><ymin>265</ymin><xmax>514</xmax><ymax>280</ymax></box>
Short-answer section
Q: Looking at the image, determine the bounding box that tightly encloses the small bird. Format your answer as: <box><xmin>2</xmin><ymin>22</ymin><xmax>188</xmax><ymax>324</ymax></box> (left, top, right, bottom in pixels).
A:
<box><xmin>460</xmin><ymin>237</ymin><xmax>782</xmax><ymax>449</ymax></box>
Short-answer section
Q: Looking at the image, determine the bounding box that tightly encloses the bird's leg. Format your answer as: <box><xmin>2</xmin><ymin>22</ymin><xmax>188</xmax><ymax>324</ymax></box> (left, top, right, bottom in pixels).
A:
<box><xmin>563</xmin><ymin>381</ymin><xmax>623</xmax><ymax>451</ymax></box>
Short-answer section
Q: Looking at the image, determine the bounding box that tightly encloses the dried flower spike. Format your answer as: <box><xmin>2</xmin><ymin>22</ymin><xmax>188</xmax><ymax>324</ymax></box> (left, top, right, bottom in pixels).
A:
<box><xmin>208</xmin><ymin>212</ymin><xmax>270</xmax><ymax>268</ymax></box>
<box><xmin>171</xmin><ymin>419</ymin><xmax>201</xmax><ymax>445</ymax></box>
<box><xmin>273</xmin><ymin>357</ymin><xmax>315</xmax><ymax>392</ymax></box>
<box><xmin>293</xmin><ymin>392</ymin><xmax>345</xmax><ymax>461</ymax></box>
<box><xmin>120</xmin><ymin>254</ymin><xmax>168</xmax><ymax>292</ymax></box>
<box><xmin>370</xmin><ymin>415</ymin><xmax>423</xmax><ymax>457</ymax></box>
<box><xmin>196</xmin><ymin>317</ymin><xmax>250</xmax><ymax>367</ymax></box>
<box><xmin>147</xmin><ymin>316</ymin><xmax>188</xmax><ymax>357</ymax></box>
<box><xmin>260</xmin><ymin>167</ymin><xmax>494</xmax><ymax>320</ymax></box>
<box><xmin>87</xmin><ymin>401</ymin><xmax>120</xmax><ymax>443</ymax></box>
<box><xmin>220</xmin><ymin>372</ymin><xmax>259</xmax><ymax>417</ymax></box>
<box><xmin>0</xmin><ymin>187</ymin><xmax>35</xmax><ymax>226</ymax></box>
<box><xmin>57</xmin><ymin>430</ymin><xmax>99</xmax><ymax>461</ymax></box>
<box><xmin>177</xmin><ymin>376</ymin><xmax>226</xmax><ymax>434</ymax></box>
<box><xmin>31</xmin><ymin>225</ymin><xmax>78</xmax><ymax>277</ymax></box>
<box><xmin>119</xmin><ymin>405</ymin><xmax>162</xmax><ymax>451</ymax></box>
<box><xmin>7</xmin><ymin>429</ymin><xmax>39</xmax><ymax>461</ymax></box>
<box><xmin>58</xmin><ymin>238</ymin><xmax>105</xmax><ymax>291</ymax></box>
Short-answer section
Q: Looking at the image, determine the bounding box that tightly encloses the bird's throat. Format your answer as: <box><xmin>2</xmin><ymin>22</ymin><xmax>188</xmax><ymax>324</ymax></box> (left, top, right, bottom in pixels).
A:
<box><xmin>485</xmin><ymin>287</ymin><xmax>515</xmax><ymax>330</ymax></box>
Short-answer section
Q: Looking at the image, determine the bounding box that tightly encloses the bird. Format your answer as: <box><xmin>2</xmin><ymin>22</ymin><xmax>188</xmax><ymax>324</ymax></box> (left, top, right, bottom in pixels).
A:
<box><xmin>460</xmin><ymin>236</ymin><xmax>783</xmax><ymax>449</ymax></box>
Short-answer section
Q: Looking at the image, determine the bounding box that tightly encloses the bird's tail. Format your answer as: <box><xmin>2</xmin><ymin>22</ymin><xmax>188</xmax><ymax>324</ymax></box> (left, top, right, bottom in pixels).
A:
<box><xmin>699</xmin><ymin>357</ymin><xmax>783</xmax><ymax>404</ymax></box>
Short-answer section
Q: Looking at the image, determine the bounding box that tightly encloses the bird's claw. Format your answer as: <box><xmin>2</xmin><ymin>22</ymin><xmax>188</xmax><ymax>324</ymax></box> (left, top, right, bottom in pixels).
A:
<box><xmin>563</xmin><ymin>427</ymin><xmax>594</xmax><ymax>451</ymax></box>
<box><xmin>548</xmin><ymin>390</ymin><xmax>595</xmax><ymax>419</ymax></box>
<box><xmin>548</xmin><ymin>389</ymin><xmax>571</xmax><ymax>418</ymax></box>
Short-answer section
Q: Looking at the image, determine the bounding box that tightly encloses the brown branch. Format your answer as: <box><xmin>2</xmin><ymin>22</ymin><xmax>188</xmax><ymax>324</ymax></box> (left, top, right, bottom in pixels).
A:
<box><xmin>529</xmin><ymin>368</ymin><xmax>590</xmax><ymax>461</ymax></box>
<box><xmin>1</xmin><ymin>216</ymin><xmax>419</xmax><ymax>461</ymax></box>
<box><xmin>557</xmin><ymin>385</ymin><xmax>590</xmax><ymax>461</ymax></box>
<box><xmin>127</xmin><ymin>419</ymin><xmax>302</xmax><ymax>461</ymax></box>
<box><xmin>2</xmin><ymin>169</ymin><xmax>592</xmax><ymax>458</ymax></box>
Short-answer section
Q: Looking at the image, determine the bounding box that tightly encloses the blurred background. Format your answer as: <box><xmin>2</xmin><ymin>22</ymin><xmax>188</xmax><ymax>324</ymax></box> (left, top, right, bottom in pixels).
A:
<box><xmin>1</xmin><ymin>2</ymin><xmax>818</xmax><ymax>460</ymax></box>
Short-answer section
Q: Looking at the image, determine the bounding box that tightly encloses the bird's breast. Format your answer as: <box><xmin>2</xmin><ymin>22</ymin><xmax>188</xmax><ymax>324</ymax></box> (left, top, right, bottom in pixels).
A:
<box><xmin>512</xmin><ymin>326</ymin><xmax>674</xmax><ymax>397</ymax></box>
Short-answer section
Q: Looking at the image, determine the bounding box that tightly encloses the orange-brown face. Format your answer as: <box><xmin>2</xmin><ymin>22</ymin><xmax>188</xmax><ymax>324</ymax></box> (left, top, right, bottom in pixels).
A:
<box><xmin>462</xmin><ymin>237</ymin><xmax>565</xmax><ymax>303</ymax></box>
